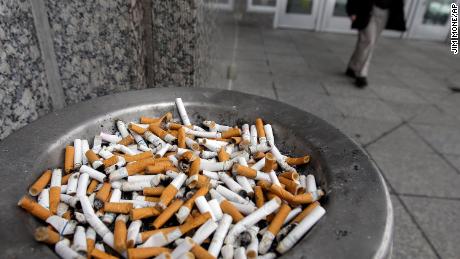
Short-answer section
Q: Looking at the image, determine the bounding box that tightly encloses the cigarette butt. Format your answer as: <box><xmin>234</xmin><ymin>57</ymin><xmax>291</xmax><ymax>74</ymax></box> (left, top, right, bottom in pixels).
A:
<box><xmin>131</xmin><ymin>207</ymin><xmax>161</xmax><ymax>221</ymax></box>
<box><xmin>140</xmin><ymin>227</ymin><xmax>177</xmax><ymax>243</ymax></box>
<box><xmin>143</xmin><ymin>186</ymin><xmax>165</xmax><ymax>196</ymax></box>
<box><xmin>178</xmin><ymin>128</ymin><xmax>186</xmax><ymax>148</ymax></box>
<box><xmin>187</xmin><ymin>174</ymin><xmax>209</xmax><ymax>189</ymax></box>
<box><xmin>86</xmin><ymin>149</ymin><xmax>101</xmax><ymax>164</ymax></box>
<box><xmin>149</xmin><ymin>125</ymin><xmax>176</xmax><ymax>142</ymax></box>
<box><xmin>153</xmin><ymin>199</ymin><xmax>184</xmax><ymax>229</ymax></box>
<box><xmin>64</xmin><ymin>146</ymin><xmax>75</xmax><ymax>174</ymax></box>
<box><xmin>118</xmin><ymin>135</ymin><xmax>135</xmax><ymax>146</ymax></box>
<box><xmin>125</xmin><ymin>151</ymin><xmax>153</xmax><ymax>163</ymax></box>
<box><xmin>49</xmin><ymin>186</ymin><xmax>61</xmax><ymax>214</ymax></box>
<box><xmin>18</xmin><ymin>196</ymin><xmax>52</xmax><ymax>221</ymax></box>
<box><xmin>180</xmin><ymin>151</ymin><xmax>199</xmax><ymax>162</ymax></box>
<box><xmin>220</xmin><ymin>128</ymin><xmax>241</xmax><ymax>139</ymax></box>
<box><xmin>146</xmin><ymin>164</ymin><xmax>170</xmax><ymax>174</ymax></box>
<box><xmin>29</xmin><ymin>170</ymin><xmax>52</xmax><ymax>196</ymax></box>
<box><xmin>262</xmin><ymin>153</ymin><xmax>276</xmax><ymax>173</ymax></box>
<box><xmin>285</xmin><ymin>155</ymin><xmax>310</xmax><ymax>166</ymax></box>
<box><xmin>126</xmin><ymin>158</ymin><xmax>157</xmax><ymax>175</ymax></box>
<box><xmin>96</xmin><ymin>182</ymin><xmax>112</xmax><ymax>203</ymax></box>
<box><xmin>104</xmin><ymin>202</ymin><xmax>133</xmax><ymax>214</ymax></box>
<box><xmin>128</xmin><ymin>247</ymin><xmax>171</xmax><ymax>259</ymax></box>
<box><xmin>234</xmin><ymin>164</ymin><xmax>257</xmax><ymax>178</ymax></box>
<box><xmin>254</xmin><ymin>186</ymin><xmax>265</xmax><ymax>208</ymax></box>
<box><xmin>255</xmin><ymin>118</ymin><xmax>266</xmax><ymax>138</ymax></box>
<box><xmin>140</xmin><ymin>116</ymin><xmax>161</xmax><ymax>124</ymax></box>
<box><xmin>191</xmin><ymin>244</ymin><xmax>216</xmax><ymax>259</ymax></box>
<box><xmin>129</xmin><ymin>123</ymin><xmax>148</xmax><ymax>135</ymax></box>
<box><xmin>103</xmin><ymin>156</ymin><xmax>119</xmax><ymax>168</ymax></box>
<box><xmin>178</xmin><ymin>212</ymin><xmax>212</xmax><ymax>235</ymax></box>
<box><xmin>278</xmin><ymin>176</ymin><xmax>301</xmax><ymax>195</ymax></box>
<box><xmin>253</xmin><ymin>152</ymin><xmax>266</xmax><ymax>160</ymax></box>
<box><xmin>168</xmin><ymin>130</ymin><xmax>178</xmax><ymax>138</ymax></box>
<box><xmin>87</xmin><ymin>238</ymin><xmax>95</xmax><ymax>259</ymax></box>
<box><xmin>279</xmin><ymin>171</ymin><xmax>299</xmax><ymax>181</ymax></box>
<box><xmin>114</xmin><ymin>217</ymin><xmax>128</xmax><ymax>253</ymax></box>
<box><xmin>87</xmin><ymin>179</ymin><xmax>99</xmax><ymax>195</ymax></box>
<box><xmin>158</xmin><ymin>185</ymin><xmax>178</xmax><ymax>210</ymax></box>
<box><xmin>269</xmin><ymin>184</ymin><xmax>295</xmax><ymax>203</ymax></box>
<box><xmin>292</xmin><ymin>190</ymin><xmax>323</xmax><ymax>204</ymax></box>
<box><xmin>217</xmin><ymin>147</ymin><xmax>230</xmax><ymax>162</ymax></box>
<box><xmin>220</xmin><ymin>200</ymin><xmax>244</xmax><ymax>222</ymax></box>
<box><xmin>189</xmin><ymin>158</ymin><xmax>201</xmax><ymax>176</ymax></box>
<box><xmin>34</xmin><ymin>227</ymin><xmax>60</xmax><ymax>244</ymax></box>
<box><xmin>167</xmin><ymin>122</ymin><xmax>183</xmax><ymax>130</ymax></box>
<box><xmin>268</xmin><ymin>203</ymin><xmax>291</xmax><ymax>235</ymax></box>
<box><xmin>61</xmin><ymin>173</ymin><xmax>71</xmax><ymax>185</ymax></box>
<box><xmin>257</xmin><ymin>180</ymin><xmax>271</xmax><ymax>190</ymax></box>
<box><xmin>291</xmin><ymin>201</ymin><xmax>320</xmax><ymax>224</ymax></box>
<box><xmin>91</xmin><ymin>248</ymin><xmax>118</xmax><ymax>259</ymax></box>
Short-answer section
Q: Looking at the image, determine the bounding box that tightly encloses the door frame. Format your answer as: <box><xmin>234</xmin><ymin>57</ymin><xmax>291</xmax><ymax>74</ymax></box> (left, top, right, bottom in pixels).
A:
<box><xmin>274</xmin><ymin>0</ymin><xmax>325</xmax><ymax>30</ymax></box>
<box><xmin>247</xmin><ymin>0</ymin><xmax>277</xmax><ymax>13</ymax></box>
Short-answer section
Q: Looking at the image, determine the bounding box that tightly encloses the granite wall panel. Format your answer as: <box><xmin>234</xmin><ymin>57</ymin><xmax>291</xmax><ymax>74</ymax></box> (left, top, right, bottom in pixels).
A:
<box><xmin>0</xmin><ymin>0</ymin><xmax>52</xmax><ymax>140</ymax></box>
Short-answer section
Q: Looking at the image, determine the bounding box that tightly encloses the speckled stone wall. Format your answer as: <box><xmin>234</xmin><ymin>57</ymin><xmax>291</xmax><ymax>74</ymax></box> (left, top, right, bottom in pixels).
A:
<box><xmin>45</xmin><ymin>0</ymin><xmax>146</xmax><ymax>104</ymax></box>
<box><xmin>0</xmin><ymin>0</ymin><xmax>52</xmax><ymax>140</ymax></box>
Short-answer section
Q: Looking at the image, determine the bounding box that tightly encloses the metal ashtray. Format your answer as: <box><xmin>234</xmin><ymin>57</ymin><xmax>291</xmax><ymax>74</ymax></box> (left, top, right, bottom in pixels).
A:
<box><xmin>0</xmin><ymin>88</ymin><xmax>392</xmax><ymax>258</ymax></box>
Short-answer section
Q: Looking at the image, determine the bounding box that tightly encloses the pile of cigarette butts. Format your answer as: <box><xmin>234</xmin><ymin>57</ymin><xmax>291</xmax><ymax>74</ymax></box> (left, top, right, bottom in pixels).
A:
<box><xmin>19</xmin><ymin>98</ymin><xmax>326</xmax><ymax>259</ymax></box>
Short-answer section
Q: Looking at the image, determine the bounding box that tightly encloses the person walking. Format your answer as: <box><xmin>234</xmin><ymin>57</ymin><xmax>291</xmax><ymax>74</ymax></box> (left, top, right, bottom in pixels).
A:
<box><xmin>346</xmin><ymin>0</ymin><xmax>406</xmax><ymax>88</ymax></box>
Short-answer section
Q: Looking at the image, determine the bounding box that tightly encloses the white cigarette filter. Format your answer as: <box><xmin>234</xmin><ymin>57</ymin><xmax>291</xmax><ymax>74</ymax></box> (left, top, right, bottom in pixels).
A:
<box><xmin>246</xmin><ymin>226</ymin><xmax>259</xmax><ymax>259</ymax></box>
<box><xmin>208</xmin><ymin>214</ymin><xmax>232</xmax><ymax>257</ymax></box>
<box><xmin>218</xmin><ymin>172</ymin><xmax>244</xmax><ymax>195</ymax></box>
<box><xmin>71</xmin><ymin>226</ymin><xmax>87</xmax><ymax>253</ymax></box>
<box><xmin>79</xmin><ymin>165</ymin><xmax>106</xmax><ymax>182</ymax></box>
<box><xmin>250</xmin><ymin>125</ymin><xmax>258</xmax><ymax>147</ymax></box>
<box><xmin>116</xmin><ymin>120</ymin><xmax>130</xmax><ymax>138</ymax></box>
<box><xmin>46</xmin><ymin>215</ymin><xmax>77</xmax><ymax>235</ymax></box>
<box><xmin>81</xmin><ymin>139</ymin><xmax>90</xmax><ymax>165</ymax></box>
<box><xmin>55</xmin><ymin>239</ymin><xmax>85</xmax><ymax>259</ymax></box>
<box><xmin>192</xmin><ymin>219</ymin><xmax>218</xmax><ymax>245</ymax></box>
<box><xmin>276</xmin><ymin>205</ymin><xmax>326</xmax><ymax>254</ymax></box>
<box><xmin>66</xmin><ymin>173</ymin><xmax>79</xmax><ymax>195</ymax></box>
<box><xmin>208</xmin><ymin>199</ymin><xmax>223</xmax><ymax>221</ymax></box>
<box><xmin>264</xmin><ymin>124</ymin><xmax>274</xmax><ymax>146</ymax></box>
<box><xmin>175</xmin><ymin>98</ymin><xmax>191</xmax><ymax>126</ymax></box>
<box><xmin>100</xmin><ymin>132</ymin><xmax>122</xmax><ymax>143</ymax></box>
<box><xmin>225</xmin><ymin>197</ymin><xmax>281</xmax><ymax>245</ymax></box>
<box><xmin>195</xmin><ymin>196</ymin><xmax>216</xmax><ymax>221</ymax></box>
<box><xmin>74</xmin><ymin>139</ymin><xmax>82</xmax><ymax>169</ymax></box>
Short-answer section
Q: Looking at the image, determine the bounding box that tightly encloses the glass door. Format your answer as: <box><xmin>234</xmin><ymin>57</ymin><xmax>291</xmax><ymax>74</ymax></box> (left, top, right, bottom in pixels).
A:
<box><xmin>408</xmin><ymin>0</ymin><xmax>452</xmax><ymax>40</ymax></box>
<box><xmin>274</xmin><ymin>0</ymin><xmax>323</xmax><ymax>30</ymax></box>
<box><xmin>247</xmin><ymin>0</ymin><xmax>277</xmax><ymax>13</ymax></box>
<box><xmin>205</xmin><ymin>0</ymin><xmax>234</xmax><ymax>11</ymax></box>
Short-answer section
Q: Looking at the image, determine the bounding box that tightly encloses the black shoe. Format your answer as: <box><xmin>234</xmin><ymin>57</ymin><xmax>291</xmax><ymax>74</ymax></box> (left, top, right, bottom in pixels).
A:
<box><xmin>345</xmin><ymin>68</ymin><xmax>356</xmax><ymax>78</ymax></box>
<box><xmin>355</xmin><ymin>77</ymin><xmax>368</xmax><ymax>88</ymax></box>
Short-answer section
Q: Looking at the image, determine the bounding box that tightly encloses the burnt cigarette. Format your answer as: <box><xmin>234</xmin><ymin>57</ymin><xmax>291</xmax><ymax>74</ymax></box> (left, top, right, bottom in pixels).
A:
<box><xmin>71</xmin><ymin>226</ymin><xmax>87</xmax><ymax>254</ymax></box>
<box><xmin>35</xmin><ymin>226</ymin><xmax>61</xmax><ymax>245</ymax></box>
<box><xmin>255</xmin><ymin>118</ymin><xmax>266</xmax><ymax>143</ymax></box>
<box><xmin>86</xmin><ymin>227</ymin><xmax>96</xmax><ymax>259</ymax></box>
<box><xmin>157</xmin><ymin>173</ymin><xmax>187</xmax><ymax>209</ymax></box>
<box><xmin>64</xmin><ymin>146</ymin><xmax>75</xmax><ymax>174</ymax></box>
<box><xmin>218</xmin><ymin>147</ymin><xmax>230</xmax><ymax>162</ymax></box>
<box><xmin>128</xmin><ymin>247</ymin><xmax>171</xmax><ymax>259</ymax></box>
<box><xmin>218</xmin><ymin>172</ymin><xmax>244</xmax><ymax>195</ymax></box>
<box><xmin>91</xmin><ymin>248</ymin><xmax>118</xmax><ymax>259</ymax></box>
<box><xmin>85</xmin><ymin>149</ymin><xmax>103</xmax><ymax>169</ymax></box>
<box><xmin>262</xmin><ymin>153</ymin><xmax>276</xmax><ymax>173</ymax></box>
<box><xmin>153</xmin><ymin>199</ymin><xmax>184</xmax><ymax>229</ymax></box>
<box><xmin>263</xmin><ymin>124</ymin><xmax>274</xmax><ymax>146</ymax></box>
<box><xmin>130</xmin><ymin>207</ymin><xmax>161</xmax><ymax>221</ymax></box>
<box><xmin>103</xmin><ymin>202</ymin><xmax>133</xmax><ymax>214</ymax></box>
<box><xmin>176</xmin><ymin>185</ymin><xmax>209</xmax><ymax>223</ymax></box>
<box><xmin>202</xmin><ymin>170</ymin><xmax>219</xmax><ymax>180</ymax></box>
<box><xmin>259</xmin><ymin>203</ymin><xmax>291</xmax><ymax>254</ymax></box>
<box><xmin>149</xmin><ymin>125</ymin><xmax>177</xmax><ymax>143</ymax></box>
<box><xmin>286</xmin><ymin>155</ymin><xmax>310</xmax><ymax>166</ymax></box>
<box><xmin>55</xmin><ymin>239</ymin><xmax>84</xmax><ymax>259</ymax></box>
<box><xmin>254</xmin><ymin>186</ymin><xmax>265</xmax><ymax>209</ymax></box>
<box><xmin>246</xmin><ymin>226</ymin><xmax>259</xmax><ymax>259</ymax></box>
<box><xmin>191</xmin><ymin>243</ymin><xmax>216</xmax><ymax>259</ymax></box>
<box><xmin>229</xmin><ymin>201</ymin><xmax>256</xmax><ymax>215</ymax></box>
<box><xmin>277</xmin><ymin>205</ymin><xmax>326</xmax><ymax>254</ymax></box>
<box><xmin>233</xmin><ymin>164</ymin><xmax>270</xmax><ymax>182</ymax></box>
<box><xmin>175</xmin><ymin>98</ymin><xmax>191</xmax><ymax>126</ymax></box>
<box><xmin>203</xmin><ymin>120</ymin><xmax>231</xmax><ymax>132</ymax></box>
<box><xmin>192</xmin><ymin>219</ymin><xmax>218</xmax><ymax>245</ymax></box>
<box><xmin>38</xmin><ymin>188</ymin><xmax>50</xmax><ymax>209</ymax></box>
<box><xmin>271</xmin><ymin>146</ymin><xmax>296</xmax><ymax>173</ymax></box>
<box><xmin>219</xmin><ymin>199</ymin><xmax>244</xmax><ymax>223</ymax></box>
<box><xmin>183</xmin><ymin>127</ymin><xmax>221</xmax><ymax>139</ymax></box>
<box><xmin>225</xmin><ymin>197</ymin><xmax>281</xmax><ymax>245</ymax></box>
<box><xmin>292</xmin><ymin>189</ymin><xmax>324</xmax><ymax>204</ymax></box>
<box><xmin>127</xmin><ymin>220</ymin><xmax>142</xmax><ymax>248</ymax></box>
<box><xmin>66</xmin><ymin>172</ymin><xmax>79</xmax><ymax>195</ymax></box>
<box><xmin>81</xmin><ymin>139</ymin><xmax>90</xmax><ymax>165</ymax></box>
<box><xmin>86</xmin><ymin>178</ymin><xmax>98</xmax><ymax>195</ymax></box>
<box><xmin>185</xmin><ymin>137</ymin><xmax>201</xmax><ymax>151</ymax></box>
<box><xmin>166</xmin><ymin>212</ymin><xmax>211</xmax><ymax>243</ymax></box>
<box><xmin>201</xmin><ymin>138</ymin><xmax>228</xmax><ymax>152</ymax></box>
<box><xmin>114</xmin><ymin>214</ymin><xmax>129</xmax><ymax>253</ymax></box>
<box><xmin>92</xmin><ymin>135</ymin><xmax>103</xmax><ymax>153</ymax></box>
<box><xmin>29</xmin><ymin>169</ymin><xmax>52</xmax><ymax>196</ymax></box>
<box><xmin>60</xmin><ymin>194</ymin><xmax>79</xmax><ymax>208</ymax></box>
<box><xmin>208</xmin><ymin>214</ymin><xmax>232</xmax><ymax>257</ymax></box>
<box><xmin>80</xmin><ymin>165</ymin><xmax>106</xmax><ymax>183</ymax></box>
<box><xmin>220</xmin><ymin>128</ymin><xmax>241</xmax><ymax>139</ymax></box>
<box><xmin>143</xmin><ymin>186</ymin><xmax>165</xmax><ymax>196</ymax></box>
<box><xmin>74</xmin><ymin>139</ymin><xmax>83</xmax><ymax>170</ymax></box>
<box><xmin>49</xmin><ymin>169</ymin><xmax>62</xmax><ymax>214</ymax></box>
<box><xmin>102</xmin><ymin>188</ymin><xmax>122</xmax><ymax>224</ymax></box>
<box><xmin>278</xmin><ymin>176</ymin><xmax>301</xmax><ymax>195</ymax></box>
<box><xmin>241</xmin><ymin>124</ymin><xmax>251</xmax><ymax>145</ymax></box>
<box><xmin>215</xmin><ymin>185</ymin><xmax>251</xmax><ymax>205</ymax></box>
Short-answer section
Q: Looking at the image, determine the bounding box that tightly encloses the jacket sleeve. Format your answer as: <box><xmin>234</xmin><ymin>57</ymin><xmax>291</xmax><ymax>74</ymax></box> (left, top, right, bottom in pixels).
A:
<box><xmin>346</xmin><ymin>0</ymin><xmax>359</xmax><ymax>16</ymax></box>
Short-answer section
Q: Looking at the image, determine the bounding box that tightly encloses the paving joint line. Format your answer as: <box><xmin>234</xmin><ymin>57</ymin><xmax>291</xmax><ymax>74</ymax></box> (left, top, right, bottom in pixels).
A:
<box><xmin>363</xmin><ymin>120</ymin><xmax>407</xmax><ymax>148</ymax></box>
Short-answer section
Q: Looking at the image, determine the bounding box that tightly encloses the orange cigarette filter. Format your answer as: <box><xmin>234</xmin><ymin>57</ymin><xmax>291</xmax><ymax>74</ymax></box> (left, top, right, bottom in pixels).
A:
<box><xmin>286</xmin><ymin>155</ymin><xmax>310</xmax><ymax>166</ymax></box>
<box><xmin>217</xmin><ymin>147</ymin><xmax>230</xmax><ymax>162</ymax></box>
<box><xmin>234</xmin><ymin>164</ymin><xmax>257</xmax><ymax>179</ymax></box>
<box><xmin>144</xmin><ymin>196</ymin><xmax>160</xmax><ymax>202</ymax></box>
<box><xmin>146</xmin><ymin>164</ymin><xmax>170</xmax><ymax>174</ymax></box>
<box><xmin>34</xmin><ymin>227</ymin><xmax>60</xmax><ymax>245</ymax></box>
<box><xmin>269</xmin><ymin>184</ymin><xmax>295</xmax><ymax>203</ymax></box>
<box><xmin>29</xmin><ymin>170</ymin><xmax>52</xmax><ymax>196</ymax></box>
<box><xmin>191</xmin><ymin>244</ymin><xmax>216</xmax><ymax>259</ymax></box>
<box><xmin>49</xmin><ymin>186</ymin><xmax>60</xmax><ymax>214</ymax></box>
<box><xmin>267</xmin><ymin>203</ymin><xmax>291</xmax><ymax>235</ymax></box>
<box><xmin>254</xmin><ymin>186</ymin><xmax>265</xmax><ymax>208</ymax></box>
<box><xmin>118</xmin><ymin>135</ymin><xmax>135</xmax><ymax>146</ymax></box>
<box><xmin>148</xmin><ymin>125</ymin><xmax>169</xmax><ymax>140</ymax></box>
<box><xmin>140</xmin><ymin>116</ymin><xmax>161</xmax><ymax>124</ymax></box>
<box><xmin>96</xmin><ymin>182</ymin><xmax>112</xmax><ymax>203</ymax></box>
<box><xmin>126</xmin><ymin>158</ymin><xmax>157</xmax><ymax>175</ymax></box>
<box><xmin>61</xmin><ymin>173</ymin><xmax>72</xmax><ymax>185</ymax></box>
<box><xmin>157</xmin><ymin>185</ymin><xmax>179</xmax><ymax>209</ymax></box>
<box><xmin>188</xmin><ymin>158</ymin><xmax>201</xmax><ymax>176</ymax></box>
<box><xmin>291</xmin><ymin>201</ymin><xmax>320</xmax><ymax>224</ymax></box>
<box><xmin>231</xmin><ymin>137</ymin><xmax>242</xmax><ymax>145</ymax></box>
<box><xmin>129</xmin><ymin>123</ymin><xmax>147</xmax><ymax>135</ymax></box>
<box><xmin>86</xmin><ymin>149</ymin><xmax>101</xmax><ymax>164</ymax></box>
<box><xmin>262</xmin><ymin>153</ymin><xmax>276</xmax><ymax>173</ymax></box>
<box><xmin>177</xmin><ymin>127</ymin><xmax>186</xmax><ymax>148</ymax></box>
<box><xmin>64</xmin><ymin>146</ymin><xmax>75</xmax><ymax>174</ymax></box>
<box><xmin>188</xmin><ymin>175</ymin><xmax>210</xmax><ymax>189</ymax></box>
<box><xmin>179</xmin><ymin>212</ymin><xmax>211</xmax><ymax>234</ymax></box>
<box><xmin>220</xmin><ymin>128</ymin><xmax>242</xmax><ymax>139</ymax></box>
<box><xmin>292</xmin><ymin>192</ymin><xmax>316</xmax><ymax>204</ymax></box>
<box><xmin>62</xmin><ymin>210</ymin><xmax>72</xmax><ymax>220</ymax></box>
<box><xmin>103</xmin><ymin>156</ymin><xmax>119</xmax><ymax>168</ymax></box>
<box><xmin>124</xmin><ymin>151</ymin><xmax>153</xmax><ymax>163</ymax></box>
<box><xmin>167</xmin><ymin>122</ymin><xmax>183</xmax><ymax>130</ymax></box>
<box><xmin>253</xmin><ymin>151</ymin><xmax>266</xmax><ymax>160</ymax></box>
<box><xmin>167</xmin><ymin>130</ymin><xmax>178</xmax><ymax>138</ymax></box>
<box><xmin>255</xmin><ymin>118</ymin><xmax>266</xmax><ymax>138</ymax></box>
<box><xmin>104</xmin><ymin>202</ymin><xmax>133</xmax><ymax>214</ymax></box>
<box><xmin>152</xmin><ymin>199</ymin><xmax>184</xmax><ymax>229</ymax></box>
<box><xmin>91</xmin><ymin>248</ymin><xmax>118</xmax><ymax>259</ymax></box>
<box><xmin>87</xmin><ymin>238</ymin><xmax>95</xmax><ymax>259</ymax></box>
<box><xmin>257</xmin><ymin>180</ymin><xmax>271</xmax><ymax>190</ymax></box>
<box><xmin>278</xmin><ymin>176</ymin><xmax>300</xmax><ymax>195</ymax></box>
<box><xmin>140</xmin><ymin>227</ymin><xmax>177</xmax><ymax>243</ymax></box>
<box><xmin>18</xmin><ymin>196</ymin><xmax>52</xmax><ymax>221</ymax></box>
<box><xmin>143</xmin><ymin>186</ymin><xmax>165</xmax><ymax>196</ymax></box>
<box><xmin>87</xmin><ymin>179</ymin><xmax>99</xmax><ymax>195</ymax></box>
<box><xmin>183</xmin><ymin>186</ymin><xmax>209</xmax><ymax>210</ymax></box>
<box><xmin>127</xmin><ymin>247</ymin><xmax>171</xmax><ymax>259</ymax></box>
<box><xmin>279</xmin><ymin>171</ymin><xmax>300</xmax><ymax>181</ymax></box>
<box><xmin>180</xmin><ymin>151</ymin><xmax>198</xmax><ymax>162</ymax></box>
<box><xmin>130</xmin><ymin>207</ymin><xmax>161</xmax><ymax>221</ymax></box>
<box><xmin>114</xmin><ymin>219</ymin><xmax>127</xmax><ymax>253</ymax></box>
<box><xmin>220</xmin><ymin>200</ymin><xmax>244</xmax><ymax>222</ymax></box>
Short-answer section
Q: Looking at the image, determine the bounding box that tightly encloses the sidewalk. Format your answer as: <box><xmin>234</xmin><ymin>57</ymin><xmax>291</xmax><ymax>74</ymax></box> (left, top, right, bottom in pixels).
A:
<box><xmin>206</xmin><ymin>13</ymin><xmax>460</xmax><ymax>259</ymax></box>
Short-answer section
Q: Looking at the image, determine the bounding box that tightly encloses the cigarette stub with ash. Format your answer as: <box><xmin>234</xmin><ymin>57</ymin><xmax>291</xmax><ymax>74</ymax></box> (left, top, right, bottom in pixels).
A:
<box><xmin>18</xmin><ymin>97</ymin><xmax>326</xmax><ymax>259</ymax></box>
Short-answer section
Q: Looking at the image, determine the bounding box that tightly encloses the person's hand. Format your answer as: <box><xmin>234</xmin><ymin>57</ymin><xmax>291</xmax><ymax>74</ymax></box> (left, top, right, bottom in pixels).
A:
<box><xmin>350</xmin><ymin>15</ymin><xmax>357</xmax><ymax>22</ymax></box>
